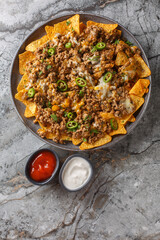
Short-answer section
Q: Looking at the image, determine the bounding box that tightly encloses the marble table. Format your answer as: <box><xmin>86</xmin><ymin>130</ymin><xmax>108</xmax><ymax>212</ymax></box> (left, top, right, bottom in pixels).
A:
<box><xmin>0</xmin><ymin>0</ymin><xmax>160</xmax><ymax>239</ymax></box>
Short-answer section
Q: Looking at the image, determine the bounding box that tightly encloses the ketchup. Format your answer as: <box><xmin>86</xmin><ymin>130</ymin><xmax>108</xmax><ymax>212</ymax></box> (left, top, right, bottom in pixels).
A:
<box><xmin>30</xmin><ymin>150</ymin><xmax>56</xmax><ymax>181</ymax></box>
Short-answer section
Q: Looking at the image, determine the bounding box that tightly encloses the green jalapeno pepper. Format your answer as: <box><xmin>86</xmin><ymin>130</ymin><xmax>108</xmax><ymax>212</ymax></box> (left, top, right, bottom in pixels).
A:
<box><xmin>48</xmin><ymin>48</ymin><xmax>55</xmax><ymax>56</ymax></box>
<box><xmin>75</xmin><ymin>78</ymin><xmax>86</xmax><ymax>87</ymax></box>
<box><xmin>65</xmin><ymin>42</ymin><xmax>72</xmax><ymax>48</ymax></box>
<box><xmin>66</xmin><ymin>121</ymin><xmax>78</xmax><ymax>129</ymax></box>
<box><xmin>28</xmin><ymin>88</ymin><xmax>35</xmax><ymax>98</ymax></box>
<box><xmin>110</xmin><ymin>118</ymin><xmax>118</xmax><ymax>130</ymax></box>
<box><xmin>57</xmin><ymin>80</ymin><xmax>68</xmax><ymax>92</ymax></box>
<box><xmin>103</xmin><ymin>72</ymin><xmax>113</xmax><ymax>83</ymax></box>
<box><xmin>96</xmin><ymin>42</ymin><xmax>106</xmax><ymax>50</ymax></box>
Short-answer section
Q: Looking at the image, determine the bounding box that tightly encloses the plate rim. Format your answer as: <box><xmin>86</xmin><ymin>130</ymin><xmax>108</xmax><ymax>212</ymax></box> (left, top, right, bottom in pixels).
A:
<box><xmin>10</xmin><ymin>12</ymin><xmax>152</xmax><ymax>151</ymax></box>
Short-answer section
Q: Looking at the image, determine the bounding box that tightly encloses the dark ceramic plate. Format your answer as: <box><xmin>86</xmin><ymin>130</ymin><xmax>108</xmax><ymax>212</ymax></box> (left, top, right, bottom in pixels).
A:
<box><xmin>10</xmin><ymin>13</ymin><xmax>151</xmax><ymax>151</ymax></box>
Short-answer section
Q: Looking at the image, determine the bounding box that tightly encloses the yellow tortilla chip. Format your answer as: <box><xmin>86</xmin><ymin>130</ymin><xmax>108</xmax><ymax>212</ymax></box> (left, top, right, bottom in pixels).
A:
<box><xmin>54</xmin><ymin>14</ymin><xmax>80</xmax><ymax>35</ymax></box>
<box><xmin>24</xmin><ymin>106</ymin><xmax>35</xmax><ymax>118</ymax></box>
<box><xmin>45</xmin><ymin>25</ymin><xmax>55</xmax><ymax>40</ymax></box>
<box><xmin>61</xmin><ymin>135</ymin><xmax>72</xmax><ymax>141</ymax></box>
<box><xmin>80</xmin><ymin>22</ymin><xmax>86</xmax><ymax>33</ymax></box>
<box><xmin>121</xmin><ymin>95</ymin><xmax>144</xmax><ymax>125</ymax></box>
<box><xmin>87</xmin><ymin>21</ymin><xmax>118</xmax><ymax>32</ymax></box>
<box><xmin>79</xmin><ymin>134</ymin><xmax>112</xmax><ymax>150</ymax></box>
<box><xmin>72</xmin><ymin>138</ymin><xmax>82</xmax><ymax>145</ymax></box>
<box><xmin>25</xmin><ymin>35</ymin><xmax>48</xmax><ymax>52</ymax></box>
<box><xmin>17</xmin><ymin>74</ymin><xmax>29</xmax><ymax>92</ymax></box>
<box><xmin>110</xmin><ymin>123</ymin><xmax>127</xmax><ymax>136</ymax></box>
<box><xmin>134</xmin><ymin>54</ymin><xmax>151</xmax><ymax>78</ymax></box>
<box><xmin>19</xmin><ymin>51</ymin><xmax>35</xmax><ymax>75</ymax></box>
<box><xmin>115</xmin><ymin>51</ymin><xmax>128</xmax><ymax>66</ymax></box>
<box><xmin>15</xmin><ymin>89</ymin><xmax>27</xmax><ymax>101</ymax></box>
<box><xmin>100</xmin><ymin>112</ymin><xmax>115</xmax><ymax>119</ymax></box>
<box><xmin>128</xmin><ymin>115</ymin><xmax>136</xmax><ymax>122</ymax></box>
<box><xmin>15</xmin><ymin>89</ymin><xmax>37</xmax><ymax>116</ymax></box>
<box><xmin>129</xmin><ymin>79</ymin><xmax>150</xmax><ymax>97</ymax></box>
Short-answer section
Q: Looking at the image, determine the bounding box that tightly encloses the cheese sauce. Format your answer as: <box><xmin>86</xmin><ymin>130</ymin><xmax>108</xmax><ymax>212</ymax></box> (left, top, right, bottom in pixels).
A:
<box><xmin>62</xmin><ymin>156</ymin><xmax>92</xmax><ymax>190</ymax></box>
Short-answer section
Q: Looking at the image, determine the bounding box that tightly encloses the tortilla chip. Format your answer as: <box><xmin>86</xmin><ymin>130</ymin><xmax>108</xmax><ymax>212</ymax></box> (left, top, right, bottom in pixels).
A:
<box><xmin>61</xmin><ymin>135</ymin><xmax>72</xmax><ymax>141</ymax></box>
<box><xmin>15</xmin><ymin>89</ymin><xmax>27</xmax><ymax>101</ymax></box>
<box><xmin>54</xmin><ymin>14</ymin><xmax>80</xmax><ymax>35</ymax></box>
<box><xmin>19</xmin><ymin>51</ymin><xmax>35</xmax><ymax>75</ymax></box>
<box><xmin>129</xmin><ymin>79</ymin><xmax>150</xmax><ymax>97</ymax></box>
<box><xmin>25</xmin><ymin>35</ymin><xmax>48</xmax><ymax>52</ymax></box>
<box><xmin>110</xmin><ymin>122</ymin><xmax>127</xmax><ymax>136</ymax></box>
<box><xmin>121</xmin><ymin>95</ymin><xmax>144</xmax><ymax>125</ymax></box>
<box><xmin>24</xmin><ymin>106</ymin><xmax>35</xmax><ymax>118</ymax></box>
<box><xmin>79</xmin><ymin>134</ymin><xmax>112</xmax><ymax>150</ymax></box>
<box><xmin>115</xmin><ymin>51</ymin><xmax>128</xmax><ymax>66</ymax></box>
<box><xmin>134</xmin><ymin>54</ymin><xmax>151</xmax><ymax>78</ymax></box>
<box><xmin>17</xmin><ymin>74</ymin><xmax>29</xmax><ymax>92</ymax></box>
<box><xmin>45</xmin><ymin>25</ymin><xmax>55</xmax><ymax>40</ymax></box>
<box><xmin>72</xmin><ymin>138</ymin><xmax>82</xmax><ymax>145</ymax></box>
<box><xmin>100</xmin><ymin>112</ymin><xmax>115</xmax><ymax>119</ymax></box>
<box><xmin>87</xmin><ymin>21</ymin><xmax>118</xmax><ymax>32</ymax></box>
<box><xmin>80</xmin><ymin>22</ymin><xmax>86</xmax><ymax>33</ymax></box>
<box><xmin>15</xmin><ymin>89</ymin><xmax>37</xmax><ymax>116</ymax></box>
<box><xmin>128</xmin><ymin>115</ymin><xmax>136</xmax><ymax>122</ymax></box>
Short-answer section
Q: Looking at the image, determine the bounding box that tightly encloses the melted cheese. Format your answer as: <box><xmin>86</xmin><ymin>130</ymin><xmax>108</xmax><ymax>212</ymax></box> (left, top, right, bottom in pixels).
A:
<box><xmin>73</xmin><ymin>100</ymin><xmax>84</xmax><ymax>113</ymax></box>
<box><xmin>94</xmin><ymin>76</ymin><xmax>110</xmax><ymax>99</ymax></box>
<box><xmin>123</xmin><ymin>98</ymin><xmax>134</xmax><ymax>113</ymax></box>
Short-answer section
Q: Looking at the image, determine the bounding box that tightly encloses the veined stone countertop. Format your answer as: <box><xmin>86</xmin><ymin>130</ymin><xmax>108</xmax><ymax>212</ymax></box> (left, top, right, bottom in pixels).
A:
<box><xmin>0</xmin><ymin>0</ymin><xmax>160</xmax><ymax>239</ymax></box>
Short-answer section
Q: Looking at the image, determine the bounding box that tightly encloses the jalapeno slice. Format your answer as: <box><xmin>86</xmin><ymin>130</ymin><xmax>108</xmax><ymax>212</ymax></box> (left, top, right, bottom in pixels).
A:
<box><xmin>67</xmin><ymin>112</ymin><xmax>74</xmax><ymax>119</ymax></box>
<box><xmin>110</xmin><ymin>118</ymin><xmax>118</xmax><ymax>130</ymax></box>
<box><xmin>96</xmin><ymin>42</ymin><xmax>106</xmax><ymax>50</ymax></box>
<box><xmin>75</xmin><ymin>78</ymin><xmax>86</xmax><ymax>87</ymax></box>
<box><xmin>103</xmin><ymin>72</ymin><xmax>113</xmax><ymax>83</ymax></box>
<box><xmin>57</xmin><ymin>80</ymin><xmax>68</xmax><ymax>92</ymax></box>
<box><xmin>65</xmin><ymin>42</ymin><xmax>72</xmax><ymax>48</ymax></box>
<box><xmin>67</xmin><ymin>121</ymin><xmax>78</xmax><ymax>129</ymax></box>
<box><xmin>28</xmin><ymin>88</ymin><xmax>35</xmax><ymax>98</ymax></box>
<box><xmin>48</xmin><ymin>48</ymin><xmax>55</xmax><ymax>56</ymax></box>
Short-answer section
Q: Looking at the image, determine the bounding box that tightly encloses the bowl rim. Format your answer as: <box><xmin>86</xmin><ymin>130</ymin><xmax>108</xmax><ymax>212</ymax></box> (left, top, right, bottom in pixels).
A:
<box><xmin>59</xmin><ymin>153</ymin><xmax>93</xmax><ymax>192</ymax></box>
<box><xmin>10</xmin><ymin>12</ymin><xmax>152</xmax><ymax>151</ymax></box>
<box><xmin>25</xmin><ymin>148</ymin><xmax>60</xmax><ymax>185</ymax></box>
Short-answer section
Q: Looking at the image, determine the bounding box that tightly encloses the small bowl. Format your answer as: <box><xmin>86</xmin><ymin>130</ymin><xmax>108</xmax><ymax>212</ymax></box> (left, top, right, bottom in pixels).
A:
<box><xmin>59</xmin><ymin>154</ymin><xmax>93</xmax><ymax>192</ymax></box>
<box><xmin>25</xmin><ymin>148</ymin><xmax>59</xmax><ymax>185</ymax></box>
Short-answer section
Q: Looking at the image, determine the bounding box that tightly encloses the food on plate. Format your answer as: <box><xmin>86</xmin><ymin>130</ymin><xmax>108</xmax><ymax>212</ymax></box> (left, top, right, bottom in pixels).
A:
<box><xmin>15</xmin><ymin>14</ymin><xmax>151</xmax><ymax>150</ymax></box>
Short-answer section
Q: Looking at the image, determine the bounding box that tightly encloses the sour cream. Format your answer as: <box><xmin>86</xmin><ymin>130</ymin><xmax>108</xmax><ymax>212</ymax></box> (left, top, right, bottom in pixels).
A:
<box><xmin>61</xmin><ymin>156</ymin><xmax>92</xmax><ymax>191</ymax></box>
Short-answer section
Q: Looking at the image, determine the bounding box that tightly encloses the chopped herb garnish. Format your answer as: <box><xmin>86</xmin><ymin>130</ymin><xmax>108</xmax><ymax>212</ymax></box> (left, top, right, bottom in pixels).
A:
<box><xmin>88</xmin><ymin>56</ymin><xmax>100</xmax><ymax>62</ymax></box>
<box><xmin>91</xmin><ymin>46</ymin><xmax>97</xmax><ymax>53</ymax></box>
<box><xmin>72</xmin><ymin>27</ymin><xmax>75</xmax><ymax>32</ymax></box>
<box><xmin>114</xmin><ymin>39</ymin><xmax>119</xmax><ymax>45</ymax></box>
<box><xmin>79</xmin><ymin>90</ymin><xmax>84</xmax><ymax>97</ymax></box>
<box><xmin>47</xmin><ymin>101</ymin><xmax>52</xmax><ymax>108</ymax></box>
<box><xmin>64</xmin><ymin>111</ymin><xmax>68</xmax><ymax>117</ymax></box>
<box><xmin>51</xmin><ymin>114</ymin><xmax>58</xmax><ymax>122</ymax></box>
<box><xmin>43</xmin><ymin>49</ymin><xmax>46</xmax><ymax>53</ymax></box>
<box><xmin>47</xmin><ymin>65</ymin><xmax>52</xmax><ymax>69</ymax></box>
<box><xmin>29</xmin><ymin>68</ymin><xmax>32</xmax><ymax>72</ymax></box>
<box><xmin>126</xmin><ymin>40</ymin><xmax>133</xmax><ymax>46</ymax></box>
<box><xmin>40</xmin><ymin>58</ymin><xmax>44</xmax><ymax>63</ymax></box>
<box><xmin>66</xmin><ymin>20</ymin><xmax>71</xmax><ymax>26</ymax></box>
<box><xmin>90</xmin><ymin>129</ymin><xmax>99</xmax><ymax>134</ymax></box>
<box><xmin>83</xmin><ymin>138</ymin><xmax>87</xmax><ymax>142</ymax></box>
<box><xmin>65</xmin><ymin>93</ymin><xmax>69</xmax><ymax>97</ymax></box>
<box><xmin>39</xmin><ymin>71</ymin><xmax>43</xmax><ymax>76</ymax></box>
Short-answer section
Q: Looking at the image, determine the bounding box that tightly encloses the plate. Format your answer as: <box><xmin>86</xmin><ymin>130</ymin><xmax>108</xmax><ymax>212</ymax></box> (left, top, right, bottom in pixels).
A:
<box><xmin>10</xmin><ymin>13</ymin><xmax>151</xmax><ymax>151</ymax></box>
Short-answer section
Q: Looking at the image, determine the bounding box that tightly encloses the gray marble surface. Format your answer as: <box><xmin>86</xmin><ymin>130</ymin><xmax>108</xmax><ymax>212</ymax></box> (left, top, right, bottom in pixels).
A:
<box><xmin>0</xmin><ymin>0</ymin><xmax>160</xmax><ymax>239</ymax></box>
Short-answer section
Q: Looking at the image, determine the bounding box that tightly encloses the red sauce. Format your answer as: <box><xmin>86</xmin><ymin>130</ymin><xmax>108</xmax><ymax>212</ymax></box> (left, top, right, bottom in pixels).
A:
<box><xmin>30</xmin><ymin>150</ymin><xmax>56</xmax><ymax>181</ymax></box>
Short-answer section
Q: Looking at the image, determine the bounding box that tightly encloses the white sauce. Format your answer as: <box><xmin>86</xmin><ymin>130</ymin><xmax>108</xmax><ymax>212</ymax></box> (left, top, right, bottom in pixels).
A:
<box><xmin>62</xmin><ymin>157</ymin><xmax>92</xmax><ymax>190</ymax></box>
